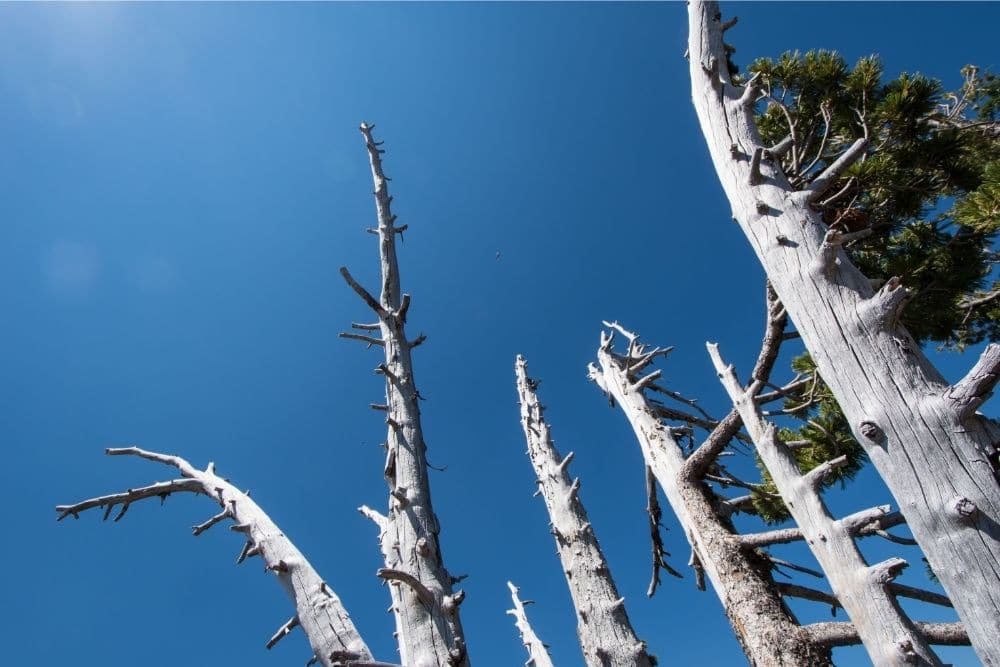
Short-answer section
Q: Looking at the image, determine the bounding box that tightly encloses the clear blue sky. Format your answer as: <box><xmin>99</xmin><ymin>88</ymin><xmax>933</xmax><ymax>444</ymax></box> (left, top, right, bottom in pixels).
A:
<box><xmin>2</xmin><ymin>2</ymin><xmax>997</xmax><ymax>666</ymax></box>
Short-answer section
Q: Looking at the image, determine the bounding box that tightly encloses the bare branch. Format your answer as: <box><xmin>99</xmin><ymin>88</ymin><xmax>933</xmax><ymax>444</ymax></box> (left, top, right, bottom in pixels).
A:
<box><xmin>57</xmin><ymin>448</ymin><xmax>374</xmax><ymax>667</ymax></box>
<box><xmin>945</xmin><ymin>343</ymin><xmax>1000</xmax><ymax>420</ymax></box>
<box><xmin>506</xmin><ymin>582</ymin><xmax>555</xmax><ymax>667</ymax></box>
<box><xmin>339</xmin><ymin>266</ymin><xmax>386</xmax><ymax>317</ymax></box>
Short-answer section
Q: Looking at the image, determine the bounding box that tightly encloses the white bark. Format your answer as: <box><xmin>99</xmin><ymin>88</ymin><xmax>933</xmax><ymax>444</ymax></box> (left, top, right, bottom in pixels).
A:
<box><xmin>56</xmin><ymin>447</ymin><xmax>375</xmax><ymax>667</ymax></box>
<box><xmin>688</xmin><ymin>4</ymin><xmax>1000</xmax><ymax>662</ymax></box>
<box><xmin>589</xmin><ymin>327</ymin><xmax>832</xmax><ymax>666</ymax></box>
<box><xmin>709</xmin><ymin>343</ymin><xmax>944</xmax><ymax>666</ymax></box>
<box><xmin>515</xmin><ymin>356</ymin><xmax>651</xmax><ymax>667</ymax></box>
<box><xmin>507</xmin><ymin>581</ymin><xmax>556</xmax><ymax>667</ymax></box>
<box><xmin>341</xmin><ymin>123</ymin><xmax>468</xmax><ymax>667</ymax></box>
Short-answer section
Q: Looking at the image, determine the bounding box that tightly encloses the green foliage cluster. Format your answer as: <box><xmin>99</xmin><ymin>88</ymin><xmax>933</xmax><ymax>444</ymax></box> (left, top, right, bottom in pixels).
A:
<box><xmin>738</xmin><ymin>53</ymin><xmax>1000</xmax><ymax>522</ymax></box>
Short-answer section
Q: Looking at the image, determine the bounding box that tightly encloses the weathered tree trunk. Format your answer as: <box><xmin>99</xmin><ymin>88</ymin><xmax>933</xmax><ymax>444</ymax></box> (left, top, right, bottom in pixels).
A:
<box><xmin>688</xmin><ymin>3</ymin><xmax>1000</xmax><ymax>662</ymax></box>
<box><xmin>709</xmin><ymin>342</ymin><xmax>945</xmax><ymax>666</ymax></box>
<box><xmin>56</xmin><ymin>448</ymin><xmax>375</xmax><ymax>667</ymax></box>
<box><xmin>341</xmin><ymin>123</ymin><xmax>469</xmax><ymax>667</ymax></box>
<box><xmin>515</xmin><ymin>356</ymin><xmax>652</xmax><ymax>667</ymax></box>
<box><xmin>589</xmin><ymin>327</ymin><xmax>832</xmax><ymax>667</ymax></box>
<box><xmin>507</xmin><ymin>581</ymin><xmax>556</xmax><ymax>667</ymax></box>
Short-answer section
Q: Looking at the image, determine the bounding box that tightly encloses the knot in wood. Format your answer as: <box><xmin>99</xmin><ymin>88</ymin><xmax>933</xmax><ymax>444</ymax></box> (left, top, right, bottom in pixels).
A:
<box><xmin>415</xmin><ymin>536</ymin><xmax>431</xmax><ymax>557</ymax></box>
<box><xmin>859</xmin><ymin>420</ymin><xmax>882</xmax><ymax>441</ymax></box>
<box><xmin>948</xmin><ymin>496</ymin><xmax>979</xmax><ymax>524</ymax></box>
<box><xmin>896</xmin><ymin>639</ymin><xmax>919</xmax><ymax>664</ymax></box>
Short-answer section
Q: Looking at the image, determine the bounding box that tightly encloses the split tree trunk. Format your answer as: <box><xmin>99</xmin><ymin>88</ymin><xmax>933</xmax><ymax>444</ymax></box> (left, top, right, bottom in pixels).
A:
<box><xmin>516</xmin><ymin>356</ymin><xmax>652</xmax><ymax>667</ymax></box>
<box><xmin>687</xmin><ymin>3</ymin><xmax>1000</xmax><ymax>662</ymax></box>
<box><xmin>589</xmin><ymin>328</ymin><xmax>832</xmax><ymax>667</ymax></box>
<box><xmin>341</xmin><ymin>123</ymin><xmax>468</xmax><ymax>667</ymax></box>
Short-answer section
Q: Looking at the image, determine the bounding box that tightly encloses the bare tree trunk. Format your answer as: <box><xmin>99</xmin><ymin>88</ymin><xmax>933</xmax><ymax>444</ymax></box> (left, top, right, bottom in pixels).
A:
<box><xmin>56</xmin><ymin>448</ymin><xmax>376</xmax><ymax>667</ymax></box>
<box><xmin>687</xmin><ymin>4</ymin><xmax>1000</xmax><ymax>662</ymax></box>
<box><xmin>515</xmin><ymin>356</ymin><xmax>652</xmax><ymax>667</ymax></box>
<box><xmin>507</xmin><ymin>582</ymin><xmax>556</xmax><ymax>667</ymax></box>
<box><xmin>589</xmin><ymin>327</ymin><xmax>832</xmax><ymax>667</ymax></box>
<box><xmin>341</xmin><ymin>123</ymin><xmax>468</xmax><ymax>667</ymax></box>
<box><xmin>709</xmin><ymin>343</ymin><xmax>945</xmax><ymax>666</ymax></box>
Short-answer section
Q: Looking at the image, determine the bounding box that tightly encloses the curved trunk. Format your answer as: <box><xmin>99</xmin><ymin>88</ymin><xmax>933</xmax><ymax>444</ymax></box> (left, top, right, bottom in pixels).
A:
<box><xmin>687</xmin><ymin>4</ymin><xmax>1000</xmax><ymax>663</ymax></box>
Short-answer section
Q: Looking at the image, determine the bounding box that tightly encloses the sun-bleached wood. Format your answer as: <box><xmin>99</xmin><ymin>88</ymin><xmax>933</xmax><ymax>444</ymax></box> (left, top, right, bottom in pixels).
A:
<box><xmin>341</xmin><ymin>123</ymin><xmax>468</xmax><ymax>667</ymax></box>
<box><xmin>589</xmin><ymin>326</ymin><xmax>832</xmax><ymax>666</ymax></box>
<box><xmin>506</xmin><ymin>582</ymin><xmax>555</xmax><ymax>667</ymax></box>
<box><xmin>709</xmin><ymin>343</ymin><xmax>944</xmax><ymax>666</ymax></box>
<box><xmin>515</xmin><ymin>356</ymin><xmax>651</xmax><ymax>667</ymax></box>
<box><xmin>688</xmin><ymin>3</ymin><xmax>1000</xmax><ymax>662</ymax></box>
<box><xmin>56</xmin><ymin>447</ymin><xmax>374</xmax><ymax>667</ymax></box>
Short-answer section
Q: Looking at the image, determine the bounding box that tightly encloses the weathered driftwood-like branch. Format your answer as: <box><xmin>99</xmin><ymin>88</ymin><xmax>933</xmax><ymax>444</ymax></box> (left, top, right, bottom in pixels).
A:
<box><xmin>684</xmin><ymin>282</ymin><xmax>786</xmax><ymax>478</ymax></box>
<box><xmin>343</xmin><ymin>123</ymin><xmax>468</xmax><ymax>667</ymax></box>
<box><xmin>689</xmin><ymin>4</ymin><xmax>1000</xmax><ymax>662</ymax></box>
<box><xmin>803</xmin><ymin>622</ymin><xmax>970</xmax><ymax>649</ymax></box>
<box><xmin>710</xmin><ymin>343</ymin><xmax>945</xmax><ymax>666</ymax></box>
<box><xmin>589</xmin><ymin>326</ymin><xmax>832</xmax><ymax>666</ymax></box>
<box><xmin>506</xmin><ymin>582</ymin><xmax>555</xmax><ymax>667</ymax></box>
<box><xmin>516</xmin><ymin>356</ymin><xmax>651</xmax><ymax>666</ymax></box>
<box><xmin>56</xmin><ymin>447</ymin><xmax>373</xmax><ymax>667</ymax></box>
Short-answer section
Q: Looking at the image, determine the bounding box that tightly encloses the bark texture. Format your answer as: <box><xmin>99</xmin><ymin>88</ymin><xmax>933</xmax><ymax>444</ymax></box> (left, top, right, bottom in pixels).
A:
<box><xmin>688</xmin><ymin>4</ymin><xmax>1000</xmax><ymax>662</ymax></box>
<box><xmin>56</xmin><ymin>447</ymin><xmax>374</xmax><ymax>667</ymax></box>
<box><xmin>507</xmin><ymin>582</ymin><xmax>556</xmax><ymax>667</ymax></box>
<box><xmin>589</xmin><ymin>327</ymin><xmax>832</xmax><ymax>667</ymax></box>
<box><xmin>515</xmin><ymin>356</ymin><xmax>651</xmax><ymax>667</ymax></box>
<box><xmin>341</xmin><ymin>123</ymin><xmax>468</xmax><ymax>667</ymax></box>
<box><xmin>710</xmin><ymin>343</ymin><xmax>944</xmax><ymax>666</ymax></box>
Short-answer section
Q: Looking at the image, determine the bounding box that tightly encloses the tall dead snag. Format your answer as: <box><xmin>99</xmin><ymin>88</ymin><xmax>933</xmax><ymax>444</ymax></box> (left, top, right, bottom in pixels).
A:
<box><xmin>340</xmin><ymin>123</ymin><xmax>468</xmax><ymax>667</ymax></box>
<box><xmin>515</xmin><ymin>356</ymin><xmax>652</xmax><ymax>667</ymax></box>
<box><xmin>56</xmin><ymin>447</ymin><xmax>375</xmax><ymax>667</ymax></box>
<box><xmin>710</xmin><ymin>341</ymin><xmax>953</xmax><ymax>666</ymax></box>
<box><xmin>588</xmin><ymin>326</ymin><xmax>832</xmax><ymax>667</ymax></box>
<box><xmin>688</xmin><ymin>3</ymin><xmax>1000</xmax><ymax>662</ymax></box>
<box><xmin>507</xmin><ymin>581</ymin><xmax>555</xmax><ymax>667</ymax></box>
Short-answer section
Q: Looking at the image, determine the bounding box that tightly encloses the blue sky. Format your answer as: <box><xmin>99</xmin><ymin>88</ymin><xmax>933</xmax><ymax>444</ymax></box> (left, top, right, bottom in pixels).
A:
<box><xmin>2</xmin><ymin>2</ymin><xmax>998</xmax><ymax>666</ymax></box>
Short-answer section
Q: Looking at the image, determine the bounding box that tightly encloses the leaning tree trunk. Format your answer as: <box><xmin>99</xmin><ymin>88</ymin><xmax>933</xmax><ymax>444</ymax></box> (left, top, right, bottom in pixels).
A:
<box><xmin>516</xmin><ymin>356</ymin><xmax>652</xmax><ymax>667</ymax></box>
<box><xmin>589</xmin><ymin>326</ymin><xmax>832</xmax><ymax>667</ymax></box>
<box><xmin>341</xmin><ymin>123</ymin><xmax>468</xmax><ymax>667</ymax></box>
<box><xmin>507</xmin><ymin>581</ymin><xmax>556</xmax><ymax>667</ymax></box>
<box><xmin>709</xmin><ymin>342</ymin><xmax>948</xmax><ymax>666</ymax></box>
<box><xmin>56</xmin><ymin>448</ymin><xmax>376</xmax><ymax>667</ymax></box>
<box><xmin>688</xmin><ymin>3</ymin><xmax>1000</xmax><ymax>662</ymax></box>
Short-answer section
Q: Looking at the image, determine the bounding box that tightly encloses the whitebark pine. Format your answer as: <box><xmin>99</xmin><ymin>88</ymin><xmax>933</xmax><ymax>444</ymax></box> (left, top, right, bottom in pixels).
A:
<box><xmin>688</xmin><ymin>3</ymin><xmax>1000</xmax><ymax>662</ymax></box>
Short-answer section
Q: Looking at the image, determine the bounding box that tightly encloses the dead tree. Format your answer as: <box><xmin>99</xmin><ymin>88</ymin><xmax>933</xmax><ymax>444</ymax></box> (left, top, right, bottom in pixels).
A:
<box><xmin>709</xmin><ymin>330</ymin><xmax>954</xmax><ymax>666</ymax></box>
<box><xmin>588</xmin><ymin>322</ymin><xmax>833</xmax><ymax>666</ymax></box>
<box><xmin>55</xmin><ymin>447</ymin><xmax>379</xmax><ymax>667</ymax></box>
<box><xmin>340</xmin><ymin>122</ymin><xmax>469</xmax><ymax>667</ymax></box>
<box><xmin>687</xmin><ymin>2</ymin><xmax>1000</xmax><ymax>662</ymax></box>
<box><xmin>516</xmin><ymin>355</ymin><xmax>652</xmax><ymax>666</ymax></box>
<box><xmin>507</xmin><ymin>582</ymin><xmax>555</xmax><ymax>667</ymax></box>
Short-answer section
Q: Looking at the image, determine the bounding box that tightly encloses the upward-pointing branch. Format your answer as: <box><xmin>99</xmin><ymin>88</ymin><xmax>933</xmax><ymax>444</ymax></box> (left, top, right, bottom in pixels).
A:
<box><xmin>506</xmin><ymin>582</ymin><xmax>555</xmax><ymax>667</ymax></box>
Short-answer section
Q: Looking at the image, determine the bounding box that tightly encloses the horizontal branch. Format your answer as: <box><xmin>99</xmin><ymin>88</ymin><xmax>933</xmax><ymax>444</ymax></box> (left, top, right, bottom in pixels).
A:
<box><xmin>803</xmin><ymin>621</ymin><xmax>969</xmax><ymax>648</ymax></box>
<box><xmin>339</xmin><ymin>332</ymin><xmax>385</xmax><ymax>347</ymax></box>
